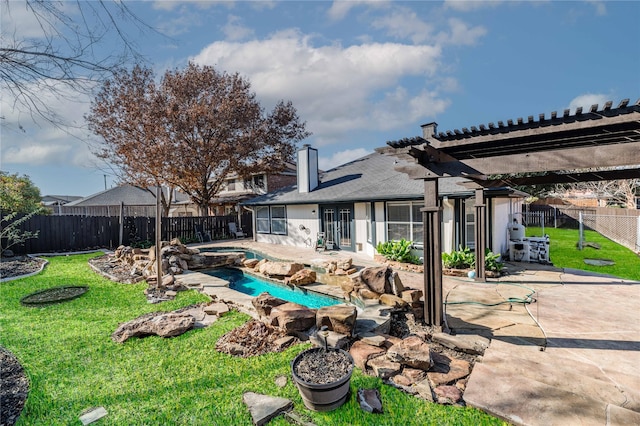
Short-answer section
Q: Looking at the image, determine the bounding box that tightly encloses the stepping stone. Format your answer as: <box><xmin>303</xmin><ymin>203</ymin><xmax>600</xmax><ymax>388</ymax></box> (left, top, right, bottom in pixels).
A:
<box><xmin>243</xmin><ymin>392</ymin><xmax>292</xmax><ymax>426</ymax></box>
<box><xmin>79</xmin><ymin>407</ymin><xmax>108</xmax><ymax>425</ymax></box>
<box><xmin>204</xmin><ymin>302</ymin><xmax>229</xmax><ymax>316</ymax></box>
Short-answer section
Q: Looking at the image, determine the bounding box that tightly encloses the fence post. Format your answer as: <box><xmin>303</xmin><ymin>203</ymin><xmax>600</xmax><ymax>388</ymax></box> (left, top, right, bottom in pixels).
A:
<box><xmin>636</xmin><ymin>215</ymin><xmax>640</xmax><ymax>253</ymax></box>
<box><xmin>578</xmin><ymin>211</ymin><xmax>583</xmax><ymax>250</ymax></box>
<box><xmin>118</xmin><ymin>202</ymin><xmax>124</xmax><ymax>246</ymax></box>
<box><xmin>155</xmin><ymin>187</ymin><xmax>162</xmax><ymax>287</ymax></box>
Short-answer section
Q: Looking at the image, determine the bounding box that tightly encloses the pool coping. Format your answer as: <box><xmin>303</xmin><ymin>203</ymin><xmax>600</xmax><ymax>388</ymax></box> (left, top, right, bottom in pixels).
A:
<box><xmin>176</xmin><ymin>268</ymin><xmax>391</xmax><ymax>335</ymax></box>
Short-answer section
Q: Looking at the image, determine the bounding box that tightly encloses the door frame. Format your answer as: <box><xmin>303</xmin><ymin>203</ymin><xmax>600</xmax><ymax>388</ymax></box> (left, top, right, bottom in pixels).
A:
<box><xmin>320</xmin><ymin>203</ymin><xmax>355</xmax><ymax>251</ymax></box>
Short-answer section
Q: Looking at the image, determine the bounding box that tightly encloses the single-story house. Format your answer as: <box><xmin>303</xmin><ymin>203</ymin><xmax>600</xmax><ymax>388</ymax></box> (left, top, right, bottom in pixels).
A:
<box><xmin>242</xmin><ymin>145</ymin><xmax>527</xmax><ymax>259</ymax></box>
<box><xmin>61</xmin><ymin>185</ymin><xmax>196</xmax><ymax>217</ymax></box>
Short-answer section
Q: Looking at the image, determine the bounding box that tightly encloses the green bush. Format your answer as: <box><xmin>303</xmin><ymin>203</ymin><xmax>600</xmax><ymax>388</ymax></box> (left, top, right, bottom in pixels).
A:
<box><xmin>442</xmin><ymin>246</ymin><xmax>504</xmax><ymax>272</ymax></box>
<box><xmin>376</xmin><ymin>239</ymin><xmax>422</xmax><ymax>264</ymax></box>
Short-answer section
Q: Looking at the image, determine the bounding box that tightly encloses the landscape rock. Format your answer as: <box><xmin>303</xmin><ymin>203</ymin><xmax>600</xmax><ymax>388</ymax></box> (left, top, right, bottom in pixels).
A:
<box><xmin>309</xmin><ymin>330</ymin><xmax>350</xmax><ymax>350</ymax></box>
<box><xmin>349</xmin><ymin>340</ymin><xmax>387</xmax><ymax>372</ymax></box>
<box><xmin>242</xmin><ymin>392</ymin><xmax>293</xmax><ymax>426</ymax></box>
<box><xmin>401</xmin><ymin>289</ymin><xmax>423</xmax><ymax>303</ymax></box>
<box><xmin>337</xmin><ymin>258</ymin><xmax>352</xmax><ymax>271</ymax></box>
<box><xmin>433</xmin><ymin>385</ymin><xmax>463</xmax><ymax>405</ymax></box>
<box><xmin>432</xmin><ymin>332</ymin><xmax>490</xmax><ymax>356</ymax></box>
<box><xmin>389</xmin><ymin>271</ymin><xmax>405</xmax><ymax>296</ymax></box>
<box><xmin>252</xmin><ymin>293</ymin><xmax>287</xmax><ymax>317</ymax></box>
<box><xmin>259</xmin><ymin>262</ymin><xmax>305</xmax><ymax>277</ymax></box>
<box><xmin>357</xmin><ymin>388</ymin><xmax>383</xmax><ymax>414</ymax></box>
<box><xmin>427</xmin><ymin>351</ymin><xmax>471</xmax><ymax>387</ymax></box>
<box><xmin>204</xmin><ymin>302</ymin><xmax>230</xmax><ymax>316</ymax></box>
<box><xmin>288</xmin><ymin>269</ymin><xmax>317</xmax><ymax>285</ymax></box>
<box><xmin>269</xmin><ymin>302</ymin><xmax>316</xmax><ymax>333</ymax></box>
<box><xmin>243</xmin><ymin>258</ymin><xmax>260</xmax><ymax>268</ymax></box>
<box><xmin>368</xmin><ymin>357</ymin><xmax>402</xmax><ymax>379</ymax></box>
<box><xmin>316</xmin><ymin>305</ymin><xmax>357</xmax><ymax>336</ymax></box>
<box><xmin>386</xmin><ymin>336</ymin><xmax>433</xmax><ymax>370</ymax></box>
<box><xmin>414</xmin><ymin>379</ymin><xmax>434</xmax><ymax>402</ymax></box>
<box><xmin>393</xmin><ymin>368</ymin><xmax>426</xmax><ymax>386</ymax></box>
<box><xmin>254</xmin><ymin>259</ymin><xmax>269</xmax><ymax>272</ymax></box>
<box><xmin>379</xmin><ymin>293</ymin><xmax>408</xmax><ymax>308</ymax></box>
<box><xmin>360</xmin><ymin>333</ymin><xmax>387</xmax><ymax>347</ymax></box>
<box><xmin>360</xmin><ymin>266</ymin><xmax>392</xmax><ymax>294</ymax></box>
<box><xmin>216</xmin><ymin>320</ymin><xmax>297</xmax><ymax>358</ymax></box>
<box><xmin>112</xmin><ymin>311</ymin><xmax>195</xmax><ymax>343</ymax></box>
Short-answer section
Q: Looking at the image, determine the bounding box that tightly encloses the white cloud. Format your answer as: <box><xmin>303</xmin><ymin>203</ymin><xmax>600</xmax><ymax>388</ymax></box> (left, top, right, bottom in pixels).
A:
<box><xmin>443</xmin><ymin>1</ymin><xmax>503</xmax><ymax>12</ymax></box>
<box><xmin>0</xmin><ymin>1</ymin><xmax>51</xmax><ymax>39</ymax></box>
<box><xmin>437</xmin><ymin>18</ymin><xmax>487</xmax><ymax>46</ymax></box>
<box><xmin>222</xmin><ymin>15</ymin><xmax>254</xmax><ymax>41</ymax></box>
<box><xmin>319</xmin><ymin>148</ymin><xmax>371</xmax><ymax>171</ymax></box>
<box><xmin>568</xmin><ymin>93</ymin><xmax>611</xmax><ymax>113</ymax></box>
<box><xmin>192</xmin><ymin>30</ymin><xmax>447</xmax><ymax>146</ymax></box>
<box><xmin>371</xmin><ymin>7</ymin><xmax>434</xmax><ymax>44</ymax></box>
<box><xmin>1</xmin><ymin>80</ymin><xmax>95</xmax><ymax>168</ymax></box>
<box><xmin>586</xmin><ymin>0</ymin><xmax>607</xmax><ymax>16</ymax></box>
<box><xmin>327</xmin><ymin>0</ymin><xmax>389</xmax><ymax>21</ymax></box>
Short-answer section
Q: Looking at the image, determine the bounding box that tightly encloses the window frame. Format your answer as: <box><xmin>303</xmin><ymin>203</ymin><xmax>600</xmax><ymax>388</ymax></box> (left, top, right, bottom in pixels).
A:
<box><xmin>385</xmin><ymin>200</ymin><xmax>424</xmax><ymax>246</ymax></box>
<box><xmin>255</xmin><ymin>205</ymin><xmax>287</xmax><ymax>235</ymax></box>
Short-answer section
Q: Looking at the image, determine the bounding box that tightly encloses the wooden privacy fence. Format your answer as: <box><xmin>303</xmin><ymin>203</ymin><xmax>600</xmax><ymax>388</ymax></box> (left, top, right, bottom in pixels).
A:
<box><xmin>4</xmin><ymin>212</ymin><xmax>253</xmax><ymax>254</ymax></box>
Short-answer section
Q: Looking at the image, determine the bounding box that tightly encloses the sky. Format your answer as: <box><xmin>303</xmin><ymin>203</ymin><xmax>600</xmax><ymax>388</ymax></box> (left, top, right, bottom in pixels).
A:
<box><xmin>1</xmin><ymin>0</ymin><xmax>639</xmax><ymax>197</ymax></box>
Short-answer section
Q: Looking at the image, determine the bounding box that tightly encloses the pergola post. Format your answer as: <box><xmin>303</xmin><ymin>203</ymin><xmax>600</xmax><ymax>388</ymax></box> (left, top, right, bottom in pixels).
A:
<box><xmin>474</xmin><ymin>188</ymin><xmax>486</xmax><ymax>282</ymax></box>
<box><xmin>421</xmin><ymin>179</ymin><xmax>443</xmax><ymax>327</ymax></box>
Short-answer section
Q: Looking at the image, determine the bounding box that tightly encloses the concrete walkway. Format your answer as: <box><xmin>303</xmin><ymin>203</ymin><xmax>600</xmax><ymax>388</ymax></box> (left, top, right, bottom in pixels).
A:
<box><xmin>191</xmin><ymin>240</ymin><xmax>640</xmax><ymax>425</ymax></box>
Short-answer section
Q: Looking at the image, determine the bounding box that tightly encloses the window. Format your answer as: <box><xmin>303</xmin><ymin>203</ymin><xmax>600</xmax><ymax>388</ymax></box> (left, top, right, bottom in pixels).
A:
<box><xmin>256</xmin><ymin>206</ymin><xmax>270</xmax><ymax>233</ymax></box>
<box><xmin>253</xmin><ymin>175</ymin><xmax>265</xmax><ymax>189</ymax></box>
<box><xmin>464</xmin><ymin>198</ymin><xmax>475</xmax><ymax>249</ymax></box>
<box><xmin>386</xmin><ymin>201</ymin><xmax>424</xmax><ymax>244</ymax></box>
<box><xmin>256</xmin><ymin>205</ymin><xmax>287</xmax><ymax>235</ymax></box>
<box><xmin>226</xmin><ymin>179</ymin><xmax>236</xmax><ymax>191</ymax></box>
<box><xmin>270</xmin><ymin>206</ymin><xmax>287</xmax><ymax>235</ymax></box>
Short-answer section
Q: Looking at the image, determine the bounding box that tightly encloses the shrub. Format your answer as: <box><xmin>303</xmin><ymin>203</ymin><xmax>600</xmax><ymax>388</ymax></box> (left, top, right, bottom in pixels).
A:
<box><xmin>376</xmin><ymin>239</ymin><xmax>422</xmax><ymax>264</ymax></box>
<box><xmin>442</xmin><ymin>246</ymin><xmax>504</xmax><ymax>272</ymax></box>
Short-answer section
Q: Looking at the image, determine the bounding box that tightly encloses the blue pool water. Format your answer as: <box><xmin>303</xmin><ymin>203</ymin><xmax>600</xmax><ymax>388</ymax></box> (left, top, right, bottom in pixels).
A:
<box><xmin>203</xmin><ymin>267</ymin><xmax>341</xmax><ymax>309</ymax></box>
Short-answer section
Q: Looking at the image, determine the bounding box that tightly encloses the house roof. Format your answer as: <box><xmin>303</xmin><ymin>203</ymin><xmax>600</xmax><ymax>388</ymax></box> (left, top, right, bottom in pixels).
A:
<box><xmin>41</xmin><ymin>195</ymin><xmax>83</xmax><ymax>205</ymax></box>
<box><xmin>65</xmin><ymin>185</ymin><xmax>191</xmax><ymax>207</ymax></box>
<box><xmin>242</xmin><ymin>151</ymin><xmax>485</xmax><ymax>206</ymax></box>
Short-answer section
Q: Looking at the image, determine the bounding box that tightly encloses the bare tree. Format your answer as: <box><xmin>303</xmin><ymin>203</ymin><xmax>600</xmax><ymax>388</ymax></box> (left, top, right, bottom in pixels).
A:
<box><xmin>0</xmin><ymin>0</ymin><xmax>151</xmax><ymax>128</ymax></box>
<box><xmin>87</xmin><ymin>62</ymin><xmax>310</xmax><ymax>215</ymax></box>
<box><xmin>550</xmin><ymin>175</ymin><xmax>639</xmax><ymax>209</ymax></box>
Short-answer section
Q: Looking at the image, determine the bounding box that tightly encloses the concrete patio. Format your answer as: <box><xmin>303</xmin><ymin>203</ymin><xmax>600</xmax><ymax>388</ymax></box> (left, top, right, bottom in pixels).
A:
<box><xmin>193</xmin><ymin>240</ymin><xmax>640</xmax><ymax>426</ymax></box>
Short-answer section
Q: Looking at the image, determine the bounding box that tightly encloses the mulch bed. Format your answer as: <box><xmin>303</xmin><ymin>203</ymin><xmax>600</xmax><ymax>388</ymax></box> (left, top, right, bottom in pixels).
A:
<box><xmin>0</xmin><ymin>347</ymin><xmax>28</xmax><ymax>426</ymax></box>
<box><xmin>0</xmin><ymin>255</ymin><xmax>47</xmax><ymax>280</ymax></box>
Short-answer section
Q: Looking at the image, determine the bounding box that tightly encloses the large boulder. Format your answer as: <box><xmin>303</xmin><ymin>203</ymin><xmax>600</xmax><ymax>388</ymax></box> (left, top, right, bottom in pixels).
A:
<box><xmin>379</xmin><ymin>294</ymin><xmax>408</xmax><ymax>308</ymax></box>
<box><xmin>288</xmin><ymin>269</ymin><xmax>316</xmax><ymax>285</ymax></box>
<box><xmin>269</xmin><ymin>302</ymin><xmax>316</xmax><ymax>333</ymax></box>
<box><xmin>187</xmin><ymin>253</ymin><xmax>238</xmax><ymax>270</ymax></box>
<box><xmin>386</xmin><ymin>335</ymin><xmax>433</xmax><ymax>370</ymax></box>
<box><xmin>112</xmin><ymin>311</ymin><xmax>195</xmax><ymax>343</ymax></box>
<box><xmin>349</xmin><ymin>340</ymin><xmax>386</xmax><ymax>372</ymax></box>
<box><xmin>316</xmin><ymin>305</ymin><xmax>357</xmax><ymax>336</ymax></box>
<box><xmin>259</xmin><ymin>262</ymin><xmax>305</xmax><ymax>277</ymax></box>
<box><xmin>360</xmin><ymin>266</ymin><xmax>392</xmax><ymax>294</ymax></box>
<box><xmin>252</xmin><ymin>292</ymin><xmax>287</xmax><ymax>317</ymax></box>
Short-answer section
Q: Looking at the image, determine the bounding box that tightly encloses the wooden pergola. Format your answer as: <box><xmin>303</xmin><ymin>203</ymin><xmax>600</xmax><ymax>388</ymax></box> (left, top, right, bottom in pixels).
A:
<box><xmin>383</xmin><ymin>98</ymin><xmax>640</xmax><ymax>326</ymax></box>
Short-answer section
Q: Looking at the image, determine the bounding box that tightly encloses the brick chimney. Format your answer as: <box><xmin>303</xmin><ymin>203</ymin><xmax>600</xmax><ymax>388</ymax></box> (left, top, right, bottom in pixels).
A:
<box><xmin>297</xmin><ymin>144</ymin><xmax>318</xmax><ymax>193</ymax></box>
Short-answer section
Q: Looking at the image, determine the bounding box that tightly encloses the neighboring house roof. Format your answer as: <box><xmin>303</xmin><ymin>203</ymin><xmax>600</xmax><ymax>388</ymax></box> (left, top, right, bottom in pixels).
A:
<box><xmin>65</xmin><ymin>185</ymin><xmax>191</xmax><ymax>207</ymax></box>
<box><xmin>243</xmin><ymin>151</ymin><xmax>485</xmax><ymax>206</ymax></box>
<box><xmin>41</xmin><ymin>195</ymin><xmax>83</xmax><ymax>205</ymax></box>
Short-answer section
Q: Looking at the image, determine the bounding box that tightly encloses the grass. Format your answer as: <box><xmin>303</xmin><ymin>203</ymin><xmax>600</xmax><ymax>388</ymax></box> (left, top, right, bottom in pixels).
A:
<box><xmin>0</xmin><ymin>253</ymin><xmax>506</xmax><ymax>425</ymax></box>
<box><xmin>526</xmin><ymin>227</ymin><xmax>640</xmax><ymax>281</ymax></box>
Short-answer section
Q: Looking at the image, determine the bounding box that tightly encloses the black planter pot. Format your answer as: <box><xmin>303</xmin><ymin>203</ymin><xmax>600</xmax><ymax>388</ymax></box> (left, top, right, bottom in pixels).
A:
<box><xmin>291</xmin><ymin>348</ymin><xmax>354</xmax><ymax>412</ymax></box>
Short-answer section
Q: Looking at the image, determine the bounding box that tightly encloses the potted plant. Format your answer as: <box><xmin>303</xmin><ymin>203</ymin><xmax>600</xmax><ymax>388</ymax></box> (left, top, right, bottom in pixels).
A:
<box><xmin>291</xmin><ymin>330</ymin><xmax>354</xmax><ymax>411</ymax></box>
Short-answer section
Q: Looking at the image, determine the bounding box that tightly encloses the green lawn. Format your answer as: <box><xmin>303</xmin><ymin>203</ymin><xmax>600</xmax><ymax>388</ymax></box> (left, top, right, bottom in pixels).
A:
<box><xmin>0</xmin><ymin>253</ymin><xmax>505</xmax><ymax>425</ymax></box>
<box><xmin>526</xmin><ymin>227</ymin><xmax>640</xmax><ymax>281</ymax></box>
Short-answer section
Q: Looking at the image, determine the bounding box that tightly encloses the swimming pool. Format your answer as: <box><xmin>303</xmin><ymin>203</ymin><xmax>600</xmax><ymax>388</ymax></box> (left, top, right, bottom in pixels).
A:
<box><xmin>203</xmin><ymin>267</ymin><xmax>342</xmax><ymax>309</ymax></box>
<box><xmin>201</xmin><ymin>247</ymin><xmax>275</xmax><ymax>261</ymax></box>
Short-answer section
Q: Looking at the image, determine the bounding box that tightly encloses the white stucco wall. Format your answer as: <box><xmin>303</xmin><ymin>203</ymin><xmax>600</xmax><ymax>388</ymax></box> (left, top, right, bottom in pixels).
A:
<box><xmin>491</xmin><ymin>197</ymin><xmax>523</xmax><ymax>257</ymax></box>
<box><xmin>254</xmin><ymin>204</ymin><xmax>320</xmax><ymax>248</ymax></box>
<box><xmin>441</xmin><ymin>198</ymin><xmax>455</xmax><ymax>254</ymax></box>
